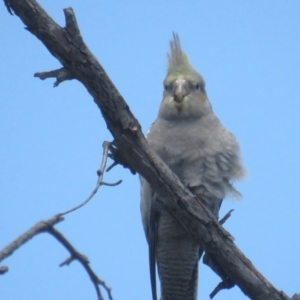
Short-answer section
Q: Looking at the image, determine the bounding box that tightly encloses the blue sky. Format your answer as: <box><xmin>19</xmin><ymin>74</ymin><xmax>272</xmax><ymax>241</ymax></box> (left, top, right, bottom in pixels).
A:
<box><xmin>1</xmin><ymin>1</ymin><xmax>300</xmax><ymax>299</ymax></box>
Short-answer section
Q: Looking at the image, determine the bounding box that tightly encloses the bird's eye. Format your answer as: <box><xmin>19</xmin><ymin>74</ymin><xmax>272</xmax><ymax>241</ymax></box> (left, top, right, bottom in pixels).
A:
<box><xmin>164</xmin><ymin>84</ymin><xmax>170</xmax><ymax>91</ymax></box>
<box><xmin>195</xmin><ymin>83</ymin><xmax>205</xmax><ymax>92</ymax></box>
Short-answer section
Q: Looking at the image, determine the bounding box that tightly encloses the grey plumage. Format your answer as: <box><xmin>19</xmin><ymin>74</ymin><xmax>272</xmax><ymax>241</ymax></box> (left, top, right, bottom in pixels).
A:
<box><xmin>140</xmin><ymin>33</ymin><xmax>245</xmax><ymax>300</ymax></box>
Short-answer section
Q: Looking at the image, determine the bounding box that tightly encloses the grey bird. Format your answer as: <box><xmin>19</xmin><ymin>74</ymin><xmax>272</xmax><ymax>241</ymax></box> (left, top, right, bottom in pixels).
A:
<box><xmin>140</xmin><ymin>33</ymin><xmax>246</xmax><ymax>300</ymax></box>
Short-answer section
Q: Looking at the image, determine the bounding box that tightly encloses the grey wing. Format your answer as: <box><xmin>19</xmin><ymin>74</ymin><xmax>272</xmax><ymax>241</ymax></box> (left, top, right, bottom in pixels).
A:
<box><xmin>140</xmin><ymin>176</ymin><xmax>158</xmax><ymax>300</ymax></box>
<box><xmin>140</xmin><ymin>176</ymin><xmax>152</xmax><ymax>239</ymax></box>
<box><xmin>140</xmin><ymin>121</ymin><xmax>157</xmax><ymax>240</ymax></box>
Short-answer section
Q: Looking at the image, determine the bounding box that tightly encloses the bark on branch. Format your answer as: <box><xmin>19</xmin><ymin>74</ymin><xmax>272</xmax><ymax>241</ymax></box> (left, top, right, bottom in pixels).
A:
<box><xmin>3</xmin><ymin>0</ymin><xmax>297</xmax><ymax>299</ymax></box>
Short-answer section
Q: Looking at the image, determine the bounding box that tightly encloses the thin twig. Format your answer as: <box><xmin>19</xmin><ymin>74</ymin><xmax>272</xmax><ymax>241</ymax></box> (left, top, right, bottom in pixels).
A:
<box><xmin>210</xmin><ymin>280</ymin><xmax>235</xmax><ymax>299</ymax></box>
<box><xmin>59</xmin><ymin>141</ymin><xmax>122</xmax><ymax>216</ymax></box>
<box><xmin>219</xmin><ymin>209</ymin><xmax>234</xmax><ymax>225</ymax></box>
<box><xmin>0</xmin><ymin>266</ymin><xmax>8</xmax><ymax>275</ymax></box>
<box><xmin>48</xmin><ymin>227</ymin><xmax>113</xmax><ymax>300</ymax></box>
<box><xmin>101</xmin><ymin>180</ymin><xmax>122</xmax><ymax>187</ymax></box>
<box><xmin>106</xmin><ymin>161</ymin><xmax>118</xmax><ymax>173</ymax></box>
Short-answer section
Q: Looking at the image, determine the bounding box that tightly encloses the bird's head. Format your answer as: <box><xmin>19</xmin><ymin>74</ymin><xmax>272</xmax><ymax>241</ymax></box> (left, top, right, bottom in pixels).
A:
<box><xmin>158</xmin><ymin>33</ymin><xmax>212</xmax><ymax>120</ymax></box>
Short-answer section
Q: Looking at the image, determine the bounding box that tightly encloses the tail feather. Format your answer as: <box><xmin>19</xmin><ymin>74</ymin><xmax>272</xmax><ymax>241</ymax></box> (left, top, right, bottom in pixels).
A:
<box><xmin>157</xmin><ymin>209</ymin><xmax>200</xmax><ymax>300</ymax></box>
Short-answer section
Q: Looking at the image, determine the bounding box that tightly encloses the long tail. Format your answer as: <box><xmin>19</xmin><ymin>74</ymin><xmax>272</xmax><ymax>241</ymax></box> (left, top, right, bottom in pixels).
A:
<box><xmin>157</xmin><ymin>209</ymin><xmax>200</xmax><ymax>300</ymax></box>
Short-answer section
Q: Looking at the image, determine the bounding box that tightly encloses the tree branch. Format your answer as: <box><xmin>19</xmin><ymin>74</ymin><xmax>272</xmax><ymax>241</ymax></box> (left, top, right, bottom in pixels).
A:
<box><xmin>3</xmin><ymin>0</ymin><xmax>298</xmax><ymax>299</ymax></box>
<box><xmin>0</xmin><ymin>214</ymin><xmax>63</xmax><ymax>263</ymax></box>
<box><xmin>48</xmin><ymin>227</ymin><xmax>113</xmax><ymax>300</ymax></box>
<box><xmin>0</xmin><ymin>139</ymin><xmax>117</xmax><ymax>299</ymax></box>
<box><xmin>0</xmin><ymin>214</ymin><xmax>113</xmax><ymax>300</ymax></box>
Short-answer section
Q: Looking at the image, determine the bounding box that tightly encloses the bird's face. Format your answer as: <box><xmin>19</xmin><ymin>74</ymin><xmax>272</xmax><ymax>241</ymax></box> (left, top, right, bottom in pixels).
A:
<box><xmin>158</xmin><ymin>72</ymin><xmax>212</xmax><ymax>120</ymax></box>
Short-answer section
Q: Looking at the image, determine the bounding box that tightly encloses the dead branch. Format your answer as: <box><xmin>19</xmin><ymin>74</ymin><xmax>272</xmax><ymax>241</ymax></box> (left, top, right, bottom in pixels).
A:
<box><xmin>0</xmin><ymin>214</ymin><xmax>113</xmax><ymax>300</ymax></box>
<box><xmin>219</xmin><ymin>209</ymin><xmax>234</xmax><ymax>225</ymax></box>
<box><xmin>0</xmin><ymin>141</ymin><xmax>118</xmax><ymax>299</ymax></box>
<box><xmin>3</xmin><ymin>0</ymin><xmax>299</xmax><ymax>299</ymax></box>
<box><xmin>34</xmin><ymin>67</ymin><xmax>75</xmax><ymax>87</ymax></box>
<box><xmin>48</xmin><ymin>227</ymin><xmax>113</xmax><ymax>300</ymax></box>
<box><xmin>59</xmin><ymin>141</ymin><xmax>122</xmax><ymax>216</ymax></box>
<box><xmin>201</xmin><ymin>209</ymin><xmax>236</xmax><ymax>298</ymax></box>
<box><xmin>0</xmin><ymin>214</ymin><xmax>63</xmax><ymax>263</ymax></box>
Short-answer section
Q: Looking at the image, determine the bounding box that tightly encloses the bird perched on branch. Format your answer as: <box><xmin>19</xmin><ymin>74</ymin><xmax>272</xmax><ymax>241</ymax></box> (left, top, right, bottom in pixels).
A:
<box><xmin>140</xmin><ymin>33</ymin><xmax>245</xmax><ymax>300</ymax></box>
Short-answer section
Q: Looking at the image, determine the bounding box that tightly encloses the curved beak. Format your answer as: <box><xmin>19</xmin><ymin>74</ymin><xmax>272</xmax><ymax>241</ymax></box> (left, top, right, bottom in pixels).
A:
<box><xmin>173</xmin><ymin>79</ymin><xmax>188</xmax><ymax>103</ymax></box>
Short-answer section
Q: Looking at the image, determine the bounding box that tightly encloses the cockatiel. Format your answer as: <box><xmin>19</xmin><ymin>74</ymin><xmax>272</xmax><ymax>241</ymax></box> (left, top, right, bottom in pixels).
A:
<box><xmin>140</xmin><ymin>33</ymin><xmax>245</xmax><ymax>300</ymax></box>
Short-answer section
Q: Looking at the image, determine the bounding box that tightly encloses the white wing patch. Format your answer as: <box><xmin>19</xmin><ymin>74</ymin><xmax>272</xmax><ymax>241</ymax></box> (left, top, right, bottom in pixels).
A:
<box><xmin>145</xmin><ymin>122</ymin><xmax>155</xmax><ymax>139</ymax></box>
